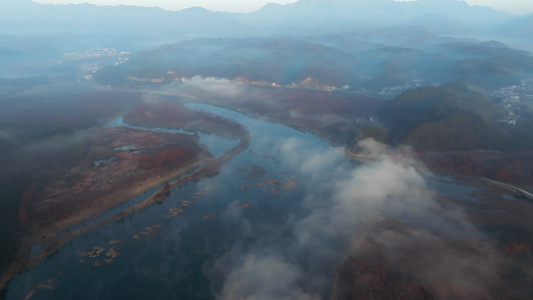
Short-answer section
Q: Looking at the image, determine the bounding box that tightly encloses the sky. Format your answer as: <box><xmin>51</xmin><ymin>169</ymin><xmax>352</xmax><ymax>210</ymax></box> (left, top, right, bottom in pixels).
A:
<box><xmin>31</xmin><ymin>0</ymin><xmax>533</xmax><ymax>15</ymax></box>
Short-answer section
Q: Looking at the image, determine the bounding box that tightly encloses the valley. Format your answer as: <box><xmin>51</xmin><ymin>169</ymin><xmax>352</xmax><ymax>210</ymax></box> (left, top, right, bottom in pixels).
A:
<box><xmin>2</xmin><ymin>0</ymin><xmax>533</xmax><ymax>299</ymax></box>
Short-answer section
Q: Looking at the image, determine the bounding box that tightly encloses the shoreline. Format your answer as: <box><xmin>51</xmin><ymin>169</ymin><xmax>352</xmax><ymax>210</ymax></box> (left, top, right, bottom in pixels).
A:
<box><xmin>0</xmin><ymin>122</ymin><xmax>250</xmax><ymax>291</ymax></box>
<box><xmin>3</xmin><ymin>87</ymin><xmax>532</xmax><ymax>294</ymax></box>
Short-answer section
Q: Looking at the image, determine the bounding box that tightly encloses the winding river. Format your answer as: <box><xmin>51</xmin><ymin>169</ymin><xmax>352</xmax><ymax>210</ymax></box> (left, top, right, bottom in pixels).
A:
<box><xmin>4</xmin><ymin>101</ymin><xmax>496</xmax><ymax>300</ymax></box>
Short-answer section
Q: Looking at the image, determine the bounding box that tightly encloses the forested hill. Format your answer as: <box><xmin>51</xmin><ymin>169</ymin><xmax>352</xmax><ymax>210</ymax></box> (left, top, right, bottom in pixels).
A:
<box><xmin>378</xmin><ymin>83</ymin><xmax>533</xmax><ymax>151</ymax></box>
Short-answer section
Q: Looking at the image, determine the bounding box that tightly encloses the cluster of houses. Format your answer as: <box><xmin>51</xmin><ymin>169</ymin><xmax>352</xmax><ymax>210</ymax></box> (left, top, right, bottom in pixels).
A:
<box><xmin>492</xmin><ymin>79</ymin><xmax>533</xmax><ymax>126</ymax></box>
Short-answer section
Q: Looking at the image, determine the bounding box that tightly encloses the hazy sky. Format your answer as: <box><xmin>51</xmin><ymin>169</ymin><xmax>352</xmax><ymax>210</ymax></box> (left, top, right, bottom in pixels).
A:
<box><xmin>31</xmin><ymin>0</ymin><xmax>533</xmax><ymax>15</ymax></box>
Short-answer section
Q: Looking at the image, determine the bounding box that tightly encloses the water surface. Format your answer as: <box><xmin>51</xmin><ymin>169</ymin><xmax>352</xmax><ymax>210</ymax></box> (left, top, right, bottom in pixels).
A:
<box><xmin>5</xmin><ymin>102</ymin><xmax>489</xmax><ymax>300</ymax></box>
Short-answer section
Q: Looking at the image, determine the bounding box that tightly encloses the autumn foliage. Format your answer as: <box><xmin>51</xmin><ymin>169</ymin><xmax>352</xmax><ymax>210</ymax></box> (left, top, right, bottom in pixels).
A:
<box><xmin>138</xmin><ymin>145</ymin><xmax>195</xmax><ymax>169</ymax></box>
<box><xmin>421</xmin><ymin>151</ymin><xmax>533</xmax><ymax>184</ymax></box>
<box><xmin>124</xmin><ymin>99</ymin><xmax>246</xmax><ymax>139</ymax></box>
<box><xmin>335</xmin><ymin>257</ymin><xmax>432</xmax><ymax>300</ymax></box>
<box><xmin>335</xmin><ymin>255</ymin><xmax>508</xmax><ymax>300</ymax></box>
<box><xmin>505</xmin><ymin>243</ymin><xmax>531</xmax><ymax>255</ymax></box>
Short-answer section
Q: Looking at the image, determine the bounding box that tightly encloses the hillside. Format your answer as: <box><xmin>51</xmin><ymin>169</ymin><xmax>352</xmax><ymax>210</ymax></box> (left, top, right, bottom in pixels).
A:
<box><xmin>93</xmin><ymin>35</ymin><xmax>533</xmax><ymax>93</ymax></box>
<box><xmin>378</xmin><ymin>83</ymin><xmax>510</xmax><ymax>151</ymax></box>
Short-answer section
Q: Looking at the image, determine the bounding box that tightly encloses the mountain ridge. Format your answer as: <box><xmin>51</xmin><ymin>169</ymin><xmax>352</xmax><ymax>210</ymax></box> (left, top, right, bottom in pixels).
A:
<box><xmin>0</xmin><ymin>0</ymin><xmax>516</xmax><ymax>37</ymax></box>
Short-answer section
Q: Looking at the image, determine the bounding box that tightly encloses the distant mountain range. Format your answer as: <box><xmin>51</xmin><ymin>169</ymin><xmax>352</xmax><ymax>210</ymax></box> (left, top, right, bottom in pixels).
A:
<box><xmin>493</xmin><ymin>12</ymin><xmax>533</xmax><ymax>37</ymax></box>
<box><xmin>1</xmin><ymin>0</ymin><xmax>530</xmax><ymax>38</ymax></box>
<box><xmin>0</xmin><ymin>0</ymin><xmax>246</xmax><ymax>36</ymax></box>
<box><xmin>92</xmin><ymin>34</ymin><xmax>533</xmax><ymax>92</ymax></box>
<box><xmin>2</xmin><ymin>0</ymin><xmax>532</xmax><ymax>90</ymax></box>
<box><xmin>237</xmin><ymin>0</ymin><xmax>510</xmax><ymax>32</ymax></box>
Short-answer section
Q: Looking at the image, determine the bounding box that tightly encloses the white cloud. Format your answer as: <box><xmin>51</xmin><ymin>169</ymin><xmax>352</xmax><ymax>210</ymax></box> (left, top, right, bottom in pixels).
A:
<box><xmin>180</xmin><ymin>76</ymin><xmax>245</xmax><ymax>99</ymax></box>
<box><xmin>212</xmin><ymin>138</ymin><xmax>503</xmax><ymax>299</ymax></box>
<box><xmin>220</xmin><ymin>255</ymin><xmax>320</xmax><ymax>300</ymax></box>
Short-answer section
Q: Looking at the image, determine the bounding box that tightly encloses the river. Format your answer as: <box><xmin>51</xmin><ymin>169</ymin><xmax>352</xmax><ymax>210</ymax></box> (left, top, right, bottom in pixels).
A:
<box><xmin>4</xmin><ymin>101</ymin><xmax>496</xmax><ymax>300</ymax></box>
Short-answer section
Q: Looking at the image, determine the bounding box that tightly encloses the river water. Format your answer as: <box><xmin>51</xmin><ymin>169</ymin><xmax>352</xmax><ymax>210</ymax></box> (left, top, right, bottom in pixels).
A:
<box><xmin>4</xmin><ymin>101</ymin><xmax>491</xmax><ymax>300</ymax></box>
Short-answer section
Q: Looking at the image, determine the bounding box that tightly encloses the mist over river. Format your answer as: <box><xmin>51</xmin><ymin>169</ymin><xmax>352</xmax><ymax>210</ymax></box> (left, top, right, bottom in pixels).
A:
<box><xmin>5</xmin><ymin>101</ymin><xmax>500</xmax><ymax>300</ymax></box>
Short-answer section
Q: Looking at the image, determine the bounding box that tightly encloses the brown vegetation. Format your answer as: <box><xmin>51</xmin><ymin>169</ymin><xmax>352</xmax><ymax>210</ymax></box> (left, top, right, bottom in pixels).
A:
<box><xmin>30</xmin><ymin>127</ymin><xmax>208</xmax><ymax>233</ymax></box>
<box><xmin>421</xmin><ymin>151</ymin><xmax>533</xmax><ymax>185</ymax></box>
<box><xmin>124</xmin><ymin>98</ymin><xmax>246</xmax><ymax>139</ymax></box>
<box><xmin>333</xmin><ymin>219</ymin><xmax>508</xmax><ymax>300</ymax></box>
<box><xmin>0</xmin><ymin>92</ymin><xmax>253</xmax><ymax>290</ymax></box>
<box><xmin>505</xmin><ymin>243</ymin><xmax>531</xmax><ymax>255</ymax></box>
<box><xmin>335</xmin><ymin>257</ymin><xmax>433</xmax><ymax>300</ymax></box>
<box><xmin>138</xmin><ymin>145</ymin><xmax>195</xmax><ymax>169</ymax></box>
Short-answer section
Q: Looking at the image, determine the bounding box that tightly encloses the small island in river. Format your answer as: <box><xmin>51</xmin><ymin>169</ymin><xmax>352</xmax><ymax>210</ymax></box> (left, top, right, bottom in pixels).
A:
<box><xmin>0</xmin><ymin>93</ymin><xmax>250</xmax><ymax>290</ymax></box>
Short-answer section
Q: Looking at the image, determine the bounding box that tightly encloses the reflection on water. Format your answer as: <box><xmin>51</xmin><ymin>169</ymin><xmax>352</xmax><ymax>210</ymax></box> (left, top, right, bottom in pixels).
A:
<box><xmin>93</xmin><ymin>156</ymin><xmax>115</xmax><ymax>167</ymax></box>
<box><xmin>502</xmin><ymin>194</ymin><xmax>516</xmax><ymax>201</ymax></box>
<box><xmin>426</xmin><ymin>176</ymin><xmax>482</xmax><ymax>204</ymax></box>
<box><xmin>113</xmin><ymin>145</ymin><xmax>137</xmax><ymax>151</ymax></box>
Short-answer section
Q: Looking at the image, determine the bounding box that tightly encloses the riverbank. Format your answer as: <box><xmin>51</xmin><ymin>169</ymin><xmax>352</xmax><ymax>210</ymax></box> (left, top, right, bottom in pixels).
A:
<box><xmin>0</xmin><ymin>119</ymin><xmax>251</xmax><ymax>292</ymax></box>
